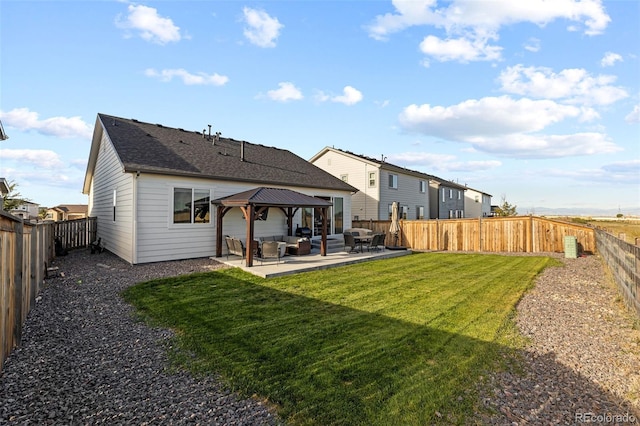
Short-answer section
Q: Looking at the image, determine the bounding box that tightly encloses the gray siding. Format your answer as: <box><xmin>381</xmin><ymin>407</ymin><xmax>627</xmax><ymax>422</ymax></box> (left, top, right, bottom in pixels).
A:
<box><xmin>379</xmin><ymin>169</ymin><xmax>429</xmax><ymax>220</ymax></box>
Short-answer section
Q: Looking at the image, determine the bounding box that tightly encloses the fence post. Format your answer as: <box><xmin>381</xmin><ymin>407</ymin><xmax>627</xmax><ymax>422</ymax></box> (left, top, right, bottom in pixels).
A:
<box><xmin>12</xmin><ymin>219</ymin><xmax>24</xmax><ymax>349</ymax></box>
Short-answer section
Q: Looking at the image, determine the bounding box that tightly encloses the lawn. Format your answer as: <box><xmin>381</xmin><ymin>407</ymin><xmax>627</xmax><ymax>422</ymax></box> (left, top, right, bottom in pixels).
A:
<box><xmin>123</xmin><ymin>252</ymin><xmax>559</xmax><ymax>425</ymax></box>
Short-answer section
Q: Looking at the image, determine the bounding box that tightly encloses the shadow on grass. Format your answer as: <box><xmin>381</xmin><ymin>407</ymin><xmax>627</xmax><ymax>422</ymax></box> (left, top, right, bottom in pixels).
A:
<box><xmin>124</xmin><ymin>269</ymin><xmax>638</xmax><ymax>425</ymax></box>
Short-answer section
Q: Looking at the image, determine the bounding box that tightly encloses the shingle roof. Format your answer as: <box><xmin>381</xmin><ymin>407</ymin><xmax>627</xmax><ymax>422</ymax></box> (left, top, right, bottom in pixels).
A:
<box><xmin>312</xmin><ymin>146</ymin><xmax>469</xmax><ymax>190</ymax></box>
<box><xmin>97</xmin><ymin>114</ymin><xmax>356</xmax><ymax>193</ymax></box>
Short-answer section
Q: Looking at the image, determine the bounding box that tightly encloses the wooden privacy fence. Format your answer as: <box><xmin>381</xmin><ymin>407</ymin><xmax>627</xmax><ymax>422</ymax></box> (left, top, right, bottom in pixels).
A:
<box><xmin>1</xmin><ymin>212</ymin><xmax>54</xmax><ymax>369</ymax></box>
<box><xmin>354</xmin><ymin>216</ymin><xmax>596</xmax><ymax>253</ymax></box>
<box><xmin>53</xmin><ymin>217</ymin><xmax>97</xmax><ymax>250</ymax></box>
<box><xmin>1</xmin><ymin>216</ymin><xmax>96</xmax><ymax>370</ymax></box>
<box><xmin>595</xmin><ymin>228</ymin><xmax>640</xmax><ymax>317</ymax></box>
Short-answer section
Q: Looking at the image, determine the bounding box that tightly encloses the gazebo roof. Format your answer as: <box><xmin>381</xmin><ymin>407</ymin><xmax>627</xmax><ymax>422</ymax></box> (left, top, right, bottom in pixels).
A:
<box><xmin>211</xmin><ymin>187</ymin><xmax>332</xmax><ymax>208</ymax></box>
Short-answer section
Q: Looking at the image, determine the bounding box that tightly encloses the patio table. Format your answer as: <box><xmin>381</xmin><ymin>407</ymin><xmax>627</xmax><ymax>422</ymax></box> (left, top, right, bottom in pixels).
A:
<box><xmin>353</xmin><ymin>235</ymin><xmax>372</xmax><ymax>252</ymax></box>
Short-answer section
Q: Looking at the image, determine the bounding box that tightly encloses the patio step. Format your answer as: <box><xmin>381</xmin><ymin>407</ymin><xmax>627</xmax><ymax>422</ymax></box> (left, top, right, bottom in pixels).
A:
<box><xmin>310</xmin><ymin>236</ymin><xmax>346</xmax><ymax>253</ymax></box>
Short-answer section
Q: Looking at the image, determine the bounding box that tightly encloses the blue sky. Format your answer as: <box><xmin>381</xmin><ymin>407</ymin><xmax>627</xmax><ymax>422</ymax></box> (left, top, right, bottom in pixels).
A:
<box><xmin>1</xmin><ymin>0</ymin><xmax>639</xmax><ymax>214</ymax></box>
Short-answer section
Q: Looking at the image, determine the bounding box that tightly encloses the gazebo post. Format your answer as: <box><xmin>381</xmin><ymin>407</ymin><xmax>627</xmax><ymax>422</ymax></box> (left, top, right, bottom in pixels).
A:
<box><xmin>245</xmin><ymin>204</ymin><xmax>255</xmax><ymax>267</ymax></box>
<box><xmin>321</xmin><ymin>207</ymin><xmax>328</xmax><ymax>256</ymax></box>
<box><xmin>215</xmin><ymin>205</ymin><xmax>224</xmax><ymax>257</ymax></box>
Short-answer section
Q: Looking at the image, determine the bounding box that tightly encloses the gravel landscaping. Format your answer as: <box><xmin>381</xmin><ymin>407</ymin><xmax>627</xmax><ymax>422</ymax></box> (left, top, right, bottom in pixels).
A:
<box><xmin>1</xmin><ymin>249</ymin><xmax>639</xmax><ymax>425</ymax></box>
<box><xmin>0</xmin><ymin>250</ymin><xmax>280</xmax><ymax>425</ymax></box>
<box><xmin>478</xmin><ymin>253</ymin><xmax>640</xmax><ymax>424</ymax></box>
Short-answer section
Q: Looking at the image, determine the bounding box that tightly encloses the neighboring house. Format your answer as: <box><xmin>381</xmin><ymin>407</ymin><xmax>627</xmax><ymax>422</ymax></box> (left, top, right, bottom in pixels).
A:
<box><xmin>9</xmin><ymin>200</ymin><xmax>40</xmax><ymax>221</ymax></box>
<box><xmin>82</xmin><ymin>114</ymin><xmax>356</xmax><ymax>264</ymax></box>
<box><xmin>463</xmin><ymin>186</ymin><xmax>493</xmax><ymax>218</ymax></box>
<box><xmin>427</xmin><ymin>176</ymin><xmax>467</xmax><ymax>219</ymax></box>
<box><xmin>310</xmin><ymin>147</ymin><xmax>475</xmax><ymax>220</ymax></box>
<box><xmin>310</xmin><ymin>147</ymin><xmax>430</xmax><ymax>221</ymax></box>
<box><xmin>0</xmin><ymin>178</ymin><xmax>9</xmax><ymax>210</ymax></box>
<box><xmin>46</xmin><ymin>204</ymin><xmax>89</xmax><ymax>221</ymax></box>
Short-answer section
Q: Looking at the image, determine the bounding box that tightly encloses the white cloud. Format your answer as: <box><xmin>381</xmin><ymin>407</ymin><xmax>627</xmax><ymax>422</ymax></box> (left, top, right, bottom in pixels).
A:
<box><xmin>398</xmin><ymin>96</ymin><xmax>621</xmax><ymax>158</ymax></box>
<box><xmin>400</xmin><ymin>96</ymin><xmax>583</xmax><ymax>138</ymax></box>
<box><xmin>266</xmin><ymin>82</ymin><xmax>303</xmax><ymax>102</ymax></box>
<box><xmin>116</xmin><ymin>5</ymin><xmax>182</xmax><ymax>45</ymax></box>
<box><xmin>0</xmin><ymin>149</ymin><xmax>65</xmax><ymax>169</ymax></box>
<box><xmin>144</xmin><ymin>68</ymin><xmax>229</xmax><ymax>86</ymax></box>
<box><xmin>242</xmin><ymin>7</ymin><xmax>283</xmax><ymax>48</ymax></box>
<box><xmin>0</xmin><ymin>108</ymin><xmax>92</xmax><ymax>139</ymax></box>
<box><xmin>600</xmin><ymin>51</ymin><xmax>623</xmax><ymax>67</ymax></box>
<box><xmin>330</xmin><ymin>86</ymin><xmax>363</xmax><ymax>106</ymax></box>
<box><xmin>366</xmin><ymin>0</ymin><xmax>610</xmax><ymax>62</ymax></box>
<box><xmin>498</xmin><ymin>65</ymin><xmax>628</xmax><ymax>106</ymax></box>
<box><xmin>419</xmin><ymin>35</ymin><xmax>502</xmax><ymax>63</ymax></box>
<box><xmin>523</xmin><ymin>37</ymin><xmax>541</xmax><ymax>52</ymax></box>
<box><xmin>625</xmin><ymin>104</ymin><xmax>640</xmax><ymax>123</ymax></box>
<box><xmin>546</xmin><ymin>159</ymin><xmax>640</xmax><ymax>184</ymax></box>
<box><xmin>473</xmin><ymin>132</ymin><xmax>621</xmax><ymax>158</ymax></box>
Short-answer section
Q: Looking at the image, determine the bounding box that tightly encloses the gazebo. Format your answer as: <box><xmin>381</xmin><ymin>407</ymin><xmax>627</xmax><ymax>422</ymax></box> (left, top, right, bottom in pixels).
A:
<box><xmin>211</xmin><ymin>187</ymin><xmax>332</xmax><ymax>267</ymax></box>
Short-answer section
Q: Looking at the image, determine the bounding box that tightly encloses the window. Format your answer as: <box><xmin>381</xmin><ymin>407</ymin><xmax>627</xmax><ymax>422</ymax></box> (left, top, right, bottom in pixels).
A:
<box><xmin>419</xmin><ymin>180</ymin><xmax>426</xmax><ymax>193</ymax></box>
<box><xmin>449</xmin><ymin>189</ymin><xmax>453</xmax><ymax>199</ymax></box>
<box><xmin>334</xmin><ymin>197</ymin><xmax>344</xmax><ymax>234</ymax></box>
<box><xmin>458</xmin><ymin>190</ymin><xmax>461</xmax><ymax>200</ymax></box>
<box><xmin>173</xmin><ymin>188</ymin><xmax>210</xmax><ymax>224</ymax></box>
<box><xmin>388</xmin><ymin>204</ymin><xmax>393</xmax><ymax>219</ymax></box>
<box><xmin>417</xmin><ymin>206</ymin><xmax>424</xmax><ymax>219</ymax></box>
<box><xmin>113</xmin><ymin>189</ymin><xmax>117</xmax><ymax>221</ymax></box>
<box><xmin>442</xmin><ymin>188</ymin><xmax>445</xmax><ymax>202</ymax></box>
<box><xmin>369</xmin><ymin>172</ymin><xmax>376</xmax><ymax>187</ymax></box>
<box><xmin>389</xmin><ymin>174</ymin><xmax>398</xmax><ymax>189</ymax></box>
<box><xmin>340</xmin><ymin>174</ymin><xmax>348</xmax><ymax>182</ymax></box>
<box><xmin>401</xmin><ymin>205</ymin><xmax>408</xmax><ymax>219</ymax></box>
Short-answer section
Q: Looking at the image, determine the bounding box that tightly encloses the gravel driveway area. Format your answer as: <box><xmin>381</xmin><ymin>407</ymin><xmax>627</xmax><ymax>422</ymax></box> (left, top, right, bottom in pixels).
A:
<box><xmin>1</xmin><ymin>249</ymin><xmax>639</xmax><ymax>425</ymax></box>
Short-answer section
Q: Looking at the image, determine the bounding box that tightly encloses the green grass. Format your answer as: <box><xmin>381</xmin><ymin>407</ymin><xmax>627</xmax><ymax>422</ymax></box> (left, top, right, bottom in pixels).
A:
<box><xmin>123</xmin><ymin>252</ymin><xmax>559</xmax><ymax>425</ymax></box>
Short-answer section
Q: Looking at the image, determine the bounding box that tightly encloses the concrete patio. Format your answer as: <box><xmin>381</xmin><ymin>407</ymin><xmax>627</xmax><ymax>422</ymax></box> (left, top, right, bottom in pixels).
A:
<box><xmin>216</xmin><ymin>246</ymin><xmax>412</xmax><ymax>278</ymax></box>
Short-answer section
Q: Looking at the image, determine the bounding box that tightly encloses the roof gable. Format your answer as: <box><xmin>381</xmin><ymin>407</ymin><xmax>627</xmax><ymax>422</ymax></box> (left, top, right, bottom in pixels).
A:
<box><xmin>85</xmin><ymin>114</ymin><xmax>356</xmax><ymax>193</ymax></box>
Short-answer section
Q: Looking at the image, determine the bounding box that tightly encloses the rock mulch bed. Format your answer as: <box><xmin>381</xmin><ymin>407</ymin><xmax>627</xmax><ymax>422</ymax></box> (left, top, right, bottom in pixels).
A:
<box><xmin>2</xmin><ymin>249</ymin><xmax>639</xmax><ymax>424</ymax></box>
<box><xmin>0</xmin><ymin>249</ymin><xmax>281</xmax><ymax>425</ymax></box>
<box><xmin>478</xmin><ymin>254</ymin><xmax>640</xmax><ymax>424</ymax></box>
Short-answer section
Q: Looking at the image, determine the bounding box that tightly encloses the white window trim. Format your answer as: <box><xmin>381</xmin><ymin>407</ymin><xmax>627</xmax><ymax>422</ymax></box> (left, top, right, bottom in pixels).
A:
<box><xmin>169</xmin><ymin>186</ymin><xmax>213</xmax><ymax>228</ymax></box>
<box><xmin>389</xmin><ymin>174</ymin><xmax>398</xmax><ymax>189</ymax></box>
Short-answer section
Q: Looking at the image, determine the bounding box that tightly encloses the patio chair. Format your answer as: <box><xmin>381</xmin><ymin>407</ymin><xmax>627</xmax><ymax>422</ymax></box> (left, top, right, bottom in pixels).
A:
<box><xmin>260</xmin><ymin>240</ymin><xmax>281</xmax><ymax>265</ymax></box>
<box><xmin>226</xmin><ymin>236</ymin><xmax>246</xmax><ymax>264</ymax></box>
<box><xmin>344</xmin><ymin>233</ymin><xmax>359</xmax><ymax>253</ymax></box>
<box><xmin>367</xmin><ymin>234</ymin><xmax>384</xmax><ymax>252</ymax></box>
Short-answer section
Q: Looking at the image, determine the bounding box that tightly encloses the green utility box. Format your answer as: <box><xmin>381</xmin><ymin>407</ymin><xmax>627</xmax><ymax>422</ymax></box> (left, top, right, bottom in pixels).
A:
<box><xmin>564</xmin><ymin>235</ymin><xmax>578</xmax><ymax>258</ymax></box>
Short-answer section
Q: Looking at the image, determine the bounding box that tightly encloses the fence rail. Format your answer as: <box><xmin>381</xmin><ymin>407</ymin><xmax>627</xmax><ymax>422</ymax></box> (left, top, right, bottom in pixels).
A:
<box><xmin>354</xmin><ymin>216</ymin><xmax>596</xmax><ymax>254</ymax></box>
<box><xmin>53</xmin><ymin>217</ymin><xmax>97</xmax><ymax>250</ymax></box>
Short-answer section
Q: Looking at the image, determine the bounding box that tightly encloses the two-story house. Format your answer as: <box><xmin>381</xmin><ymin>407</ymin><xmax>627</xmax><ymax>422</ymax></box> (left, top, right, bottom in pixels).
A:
<box><xmin>427</xmin><ymin>176</ymin><xmax>468</xmax><ymax>219</ymax></box>
<box><xmin>463</xmin><ymin>185</ymin><xmax>493</xmax><ymax>218</ymax></box>
<box><xmin>310</xmin><ymin>147</ymin><xmax>430</xmax><ymax>221</ymax></box>
<box><xmin>311</xmin><ymin>147</ymin><xmax>473</xmax><ymax>221</ymax></box>
<box><xmin>9</xmin><ymin>200</ymin><xmax>40</xmax><ymax>221</ymax></box>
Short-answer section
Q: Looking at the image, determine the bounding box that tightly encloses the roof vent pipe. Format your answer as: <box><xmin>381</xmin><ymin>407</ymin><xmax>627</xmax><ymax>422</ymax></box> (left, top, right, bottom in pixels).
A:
<box><xmin>240</xmin><ymin>141</ymin><xmax>245</xmax><ymax>162</ymax></box>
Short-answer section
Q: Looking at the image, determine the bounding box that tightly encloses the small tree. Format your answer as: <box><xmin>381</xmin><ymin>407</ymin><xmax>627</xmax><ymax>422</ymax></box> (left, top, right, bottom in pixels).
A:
<box><xmin>3</xmin><ymin>180</ymin><xmax>26</xmax><ymax>211</ymax></box>
<box><xmin>494</xmin><ymin>194</ymin><xmax>518</xmax><ymax>217</ymax></box>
